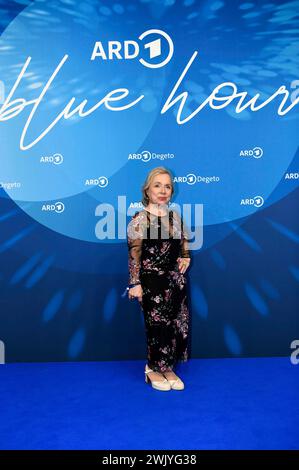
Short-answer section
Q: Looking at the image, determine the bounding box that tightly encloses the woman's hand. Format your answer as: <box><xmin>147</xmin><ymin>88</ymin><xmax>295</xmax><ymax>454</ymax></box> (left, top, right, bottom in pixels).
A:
<box><xmin>128</xmin><ymin>284</ymin><xmax>143</xmax><ymax>302</ymax></box>
<box><xmin>177</xmin><ymin>257</ymin><xmax>191</xmax><ymax>274</ymax></box>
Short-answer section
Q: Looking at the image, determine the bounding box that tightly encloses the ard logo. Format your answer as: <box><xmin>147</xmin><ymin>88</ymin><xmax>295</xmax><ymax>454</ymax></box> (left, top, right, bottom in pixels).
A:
<box><xmin>91</xmin><ymin>29</ymin><xmax>174</xmax><ymax>69</ymax></box>
<box><xmin>285</xmin><ymin>173</ymin><xmax>299</xmax><ymax>179</ymax></box>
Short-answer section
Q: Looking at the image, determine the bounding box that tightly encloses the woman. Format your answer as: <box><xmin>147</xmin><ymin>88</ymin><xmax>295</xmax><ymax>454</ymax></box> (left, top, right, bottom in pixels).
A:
<box><xmin>127</xmin><ymin>167</ymin><xmax>191</xmax><ymax>391</ymax></box>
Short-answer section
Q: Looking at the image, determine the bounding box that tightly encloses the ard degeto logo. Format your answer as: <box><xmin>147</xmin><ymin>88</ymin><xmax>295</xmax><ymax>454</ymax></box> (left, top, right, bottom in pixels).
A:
<box><xmin>128</xmin><ymin>151</ymin><xmax>175</xmax><ymax>162</ymax></box>
<box><xmin>173</xmin><ymin>174</ymin><xmax>220</xmax><ymax>185</ymax></box>
<box><xmin>91</xmin><ymin>29</ymin><xmax>174</xmax><ymax>69</ymax></box>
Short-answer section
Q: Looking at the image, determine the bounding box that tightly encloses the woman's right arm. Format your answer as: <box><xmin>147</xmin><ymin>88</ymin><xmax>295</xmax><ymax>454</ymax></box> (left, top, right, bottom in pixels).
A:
<box><xmin>127</xmin><ymin>212</ymin><xmax>147</xmax><ymax>301</ymax></box>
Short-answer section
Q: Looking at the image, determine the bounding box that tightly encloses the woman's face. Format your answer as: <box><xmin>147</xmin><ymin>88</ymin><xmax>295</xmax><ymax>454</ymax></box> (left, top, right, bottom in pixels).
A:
<box><xmin>146</xmin><ymin>173</ymin><xmax>172</xmax><ymax>207</ymax></box>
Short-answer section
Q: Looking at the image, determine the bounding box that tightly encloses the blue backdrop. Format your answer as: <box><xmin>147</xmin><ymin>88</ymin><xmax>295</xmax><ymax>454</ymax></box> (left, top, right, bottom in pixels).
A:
<box><xmin>0</xmin><ymin>0</ymin><xmax>298</xmax><ymax>362</ymax></box>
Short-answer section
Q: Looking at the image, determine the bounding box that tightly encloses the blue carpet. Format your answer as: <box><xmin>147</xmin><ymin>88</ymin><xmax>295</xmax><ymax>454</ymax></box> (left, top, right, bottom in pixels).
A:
<box><xmin>0</xmin><ymin>357</ymin><xmax>298</xmax><ymax>450</ymax></box>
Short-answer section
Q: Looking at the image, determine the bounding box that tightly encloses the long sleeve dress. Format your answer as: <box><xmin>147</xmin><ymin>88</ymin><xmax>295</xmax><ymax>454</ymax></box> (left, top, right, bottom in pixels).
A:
<box><xmin>127</xmin><ymin>208</ymin><xmax>191</xmax><ymax>373</ymax></box>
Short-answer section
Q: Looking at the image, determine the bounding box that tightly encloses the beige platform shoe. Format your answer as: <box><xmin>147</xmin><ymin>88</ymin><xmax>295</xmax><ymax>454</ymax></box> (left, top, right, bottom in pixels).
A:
<box><xmin>163</xmin><ymin>370</ymin><xmax>185</xmax><ymax>390</ymax></box>
<box><xmin>165</xmin><ymin>375</ymin><xmax>185</xmax><ymax>390</ymax></box>
<box><xmin>144</xmin><ymin>365</ymin><xmax>171</xmax><ymax>391</ymax></box>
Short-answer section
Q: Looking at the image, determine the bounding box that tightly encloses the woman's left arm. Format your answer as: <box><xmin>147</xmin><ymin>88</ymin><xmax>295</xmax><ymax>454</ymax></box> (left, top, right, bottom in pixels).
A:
<box><xmin>176</xmin><ymin>213</ymin><xmax>191</xmax><ymax>274</ymax></box>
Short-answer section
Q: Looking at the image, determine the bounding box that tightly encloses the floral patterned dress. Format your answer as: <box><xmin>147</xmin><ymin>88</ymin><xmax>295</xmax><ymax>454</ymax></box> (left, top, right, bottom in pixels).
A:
<box><xmin>127</xmin><ymin>208</ymin><xmax>191</xmax><ymax>373</ymax></box>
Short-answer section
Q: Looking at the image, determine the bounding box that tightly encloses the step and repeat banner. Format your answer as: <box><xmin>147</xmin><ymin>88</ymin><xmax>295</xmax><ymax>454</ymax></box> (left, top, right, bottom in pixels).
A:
<box><xmin>0</xmin><ymin>0</ymin><xmax>298</xmax><ymax>362</ymax></box>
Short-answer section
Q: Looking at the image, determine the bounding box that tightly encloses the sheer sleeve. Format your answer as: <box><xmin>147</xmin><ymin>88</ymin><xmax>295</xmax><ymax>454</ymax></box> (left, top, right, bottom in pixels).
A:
<box><xmin>180</xmin><ymin>220</ymin><xmax>191</xmax><ymax>258</ymax></box>
<box><xmin>127</xmin><ymin>211</ymin><xmax>147</xmax><ymax>285</ymax></box>
<box><xmin>172</xmin><ymin>210</ymin><xmax>191</xmax><ymax>259</ymax></box>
